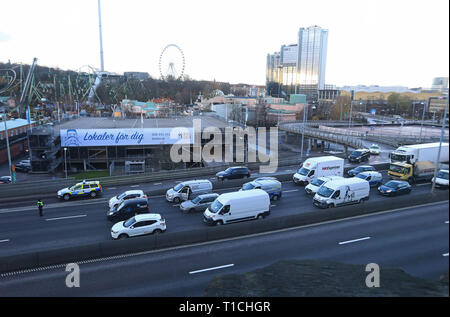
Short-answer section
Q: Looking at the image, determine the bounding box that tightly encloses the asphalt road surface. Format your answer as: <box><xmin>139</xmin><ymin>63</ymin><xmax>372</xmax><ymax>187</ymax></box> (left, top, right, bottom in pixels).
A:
<box><xmin>0</xmin><ymin>201</ymin><xmax>447</xmax><ymax>296</ymax></box>
<box><xmin>0</xmin><ymin>166</ymin><xmax>445</xmax><ymax>257</ymax></box>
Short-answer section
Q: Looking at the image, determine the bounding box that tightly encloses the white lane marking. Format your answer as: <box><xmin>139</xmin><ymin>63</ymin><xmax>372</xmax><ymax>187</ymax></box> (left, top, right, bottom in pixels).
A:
<box><xmin>283</xmin><ymin>189</ymin><xmax>299</xmax><ymax>193</ymax></box>
<box><xmin>271</xmin><ymin>204</ymin><xmax>277</xmax><ymax>207</ymax></box>
<box><xmin>416</xmin><ymin>183</ymin><xmax>431</xmax><ymax>187</ymax></box>
<box><xmin>172</xmin><ymin>204</ymin><xmax>180</xmax><ymax>207</ymax></box>
<box><xmin>210</xmin><ymin>178</ymin><xmax>216</xmax><ymax>180</ymax></box>
<box><xmin>445</xmin><ymin>221</ymin><xmax>449</xmax><ymax>224</ymax></box>
<box><xmin>130</xmin><ymin>185</ymin><xmax>140</xmax><ymax>188</ymax></box>
<box><xmin>0</xmin><ymin>239</ymin><xmax>9</xmax><ymax>243</ymax></box>
<box><xmin>339</xmin><ymin>237</ymin><xmax>371</xmax><ymax>245</ymax></box>
<box><xmin>108</xmin><ymin>187</ymin><xmax>117</xmax><ymax>190</ymax></box>
<box><xmin>174</xmin><ymin>181</ymin><xmax>182</xmax><ymax>183</ymax></box>
<box><xmin>45</xmin><ymin>215</ymin><xmax>87</xmax><ymax>221</ymax></box>
<box><xmin>153</xmin><ymin>183</ymin><xmax>162</xmax><ymax>186</ymax></box>
<box><xmin>189</xmin><ymin>263</ymin><xmax>234</xmax><ymax>275</ymax></box>
<box><xmin>443</xmin><ymin>253</ymin><xmax>449</xmax><ymax>257</ymax></box>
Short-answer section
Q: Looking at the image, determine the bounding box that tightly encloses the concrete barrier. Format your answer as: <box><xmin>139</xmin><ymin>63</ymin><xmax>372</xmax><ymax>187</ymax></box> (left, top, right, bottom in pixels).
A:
<box><xmin>0</xmin><ymin>190</ymin><xmax>447</xmax><ymax>274</ymax></box>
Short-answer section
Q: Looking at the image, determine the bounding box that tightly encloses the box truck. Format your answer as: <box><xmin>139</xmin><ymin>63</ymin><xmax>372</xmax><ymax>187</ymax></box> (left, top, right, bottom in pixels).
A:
<box><xmin>313</xmin><ymin>177</ymin><xmax>370</xmax><ymax>208</ymax></box>
<box><xmin>203</xmin><ymin>189</ymin><xmax>270</xmax><ymax>225</ymax></box>
<box><xmin>388</xmin><ymin>160</ymin><xmax>437</xmax><ymax>184</ymax></box>
<box><xmin>389</xmin><ymin>142</ymin><xmax>449</xmax><ymax>165</ymax></box>
<box><xmin>293</xmin><ymin>156</ymin><xmax>344</xmax><ymax>185</ymax></box>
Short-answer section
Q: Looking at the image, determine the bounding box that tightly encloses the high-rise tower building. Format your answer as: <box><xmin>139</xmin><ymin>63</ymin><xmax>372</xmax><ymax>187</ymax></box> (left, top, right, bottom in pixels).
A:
<box><xmin>266</xmin><ymin>26</ymin><xmax>328</xmax><ymax>101</ymax></box>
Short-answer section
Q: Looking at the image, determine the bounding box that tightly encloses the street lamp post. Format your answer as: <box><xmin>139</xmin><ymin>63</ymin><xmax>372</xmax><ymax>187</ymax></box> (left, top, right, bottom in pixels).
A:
<box><xmin>419</xmin><ymin>98</ymin><xmax>429</xmax><ymax>142</ymax></box>
<box><xmin>64</xmin><ymin>147</ymin><xmax>68</xmax><ymax>179</ymax></box>
<box><xmin>1</xmin><ymin>108</ymin><xmax>13</xmax><ymax>182</ymax></box>
<box><xmin>431</xmin><ymin>97</ymin><xmax>448</xmax><ymax>193</ymax></box>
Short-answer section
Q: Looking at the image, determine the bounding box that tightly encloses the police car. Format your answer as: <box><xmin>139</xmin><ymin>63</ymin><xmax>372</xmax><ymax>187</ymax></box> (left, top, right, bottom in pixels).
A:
<box><xmin>57</xmin><ymin>180</ymin><xmax>102</xmax><ymax>201</ymax></box>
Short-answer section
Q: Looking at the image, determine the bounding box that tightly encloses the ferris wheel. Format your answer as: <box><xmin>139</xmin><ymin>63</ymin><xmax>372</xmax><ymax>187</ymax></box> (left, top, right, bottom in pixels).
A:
<box><xmin>159</xmin><ymin>44</ymin><xmax>185</xmax><ymax>80</ymax></box>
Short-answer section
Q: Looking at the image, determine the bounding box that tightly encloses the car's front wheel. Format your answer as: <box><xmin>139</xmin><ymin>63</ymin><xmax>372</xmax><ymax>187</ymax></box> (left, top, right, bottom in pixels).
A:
<box><xmin>118</xmin><ymin>234</ymin><xmax>128</xmax><ymax>240</ymax></box>
<box><xmin>90</xmin><ymin>191</ymin><xmax>97</xmax><ymax>198</ymax></box>
<box><xmin>63</xmin><ymin>194</ymin><xmax>70</xmax><ymax>201</ymax></box>
<box><xmin>154</xmin><ymin>229</ymin><xmax>163</xmax><ymax>234</ymax></box>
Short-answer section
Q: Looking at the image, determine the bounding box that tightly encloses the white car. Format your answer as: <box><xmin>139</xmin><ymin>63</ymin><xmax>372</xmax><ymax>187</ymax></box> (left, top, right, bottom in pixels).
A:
<box><xmin>304</xmin><ymin>176</ymin><xmax>344</xmax><ymax>195</ymax></box>
<box><xmin>109</xmin><ymin>190</ymin><xmax>147</xmax><ymax>209</ymax></box>
<box><xmin>432</xmin><ymin>170</ymin><xmax>449</xmax><ymax>188</ymax></box>
<box><xmin>369</xmin><ymin>144</ymin><xmax>381</xmax><ymax>155</ymax></box>
<box><xmin>111</xmin><ymin>214</ymin><xmax>166</xmax><ymax>239</ymax></box>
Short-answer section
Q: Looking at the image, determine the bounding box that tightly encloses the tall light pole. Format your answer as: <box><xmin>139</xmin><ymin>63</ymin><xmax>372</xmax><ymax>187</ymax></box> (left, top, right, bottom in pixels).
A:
<box><xmin>419</xmin><ymin>98</ymin><xmax>429</xmax><ymax>142</ymax></box>
<box><xmin>1</xmin><ymin>108</ymin><xmax>13</xmax><ymax>181</ymax></box>
<box><xmin>431</xmin><ymin>97</ymin><xmax>448</xmax><ymax>193</ymax></box>
<box><xmin>64</xmin><ymin>147</ymin><xmax>68</xmax><ymax>179</ymax></box>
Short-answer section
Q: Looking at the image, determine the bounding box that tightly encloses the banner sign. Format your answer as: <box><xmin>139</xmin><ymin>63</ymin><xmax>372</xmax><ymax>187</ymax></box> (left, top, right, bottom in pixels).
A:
<box><xmin>60</xmin><ymin>128</ymin><xmax>193</xmax><ymax>147</ymax></box>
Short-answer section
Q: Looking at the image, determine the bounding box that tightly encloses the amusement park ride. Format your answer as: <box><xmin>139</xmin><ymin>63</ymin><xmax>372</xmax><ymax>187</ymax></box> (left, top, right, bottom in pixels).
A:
<box><xmin>0</xmin><ymin>0</ymin><xmax>186</xmax><ymax>115</ymax></box>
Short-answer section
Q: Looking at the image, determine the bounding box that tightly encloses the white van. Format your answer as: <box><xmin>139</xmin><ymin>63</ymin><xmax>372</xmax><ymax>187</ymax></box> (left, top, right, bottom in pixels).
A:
<box><xmin>293</xmin><ymin>156</ymin><xmax>344</xmax><ymax>185</ymax></box>
<box><xmin>313</xmin><ymin>177</ymin><xmax>370</xmax><ymax>208</ymax></box>
<box><xmin>203</xmin><ymin>189</ymin><xmax>270</xmax><ymax>225</ymax></box>
<box><xmin>304</xmin><ymin>175</ymin><xmax>344</xmax><ymax>195</ymax></box>
<box><xmin>166</xmin><ymin>180</ymin><xmax>213</xmax><ymax>203</ymax></box>
<box><xmin>240</xmin><ymin>178</ymin><xmax>282</xmax><ymax>200</ymax></box>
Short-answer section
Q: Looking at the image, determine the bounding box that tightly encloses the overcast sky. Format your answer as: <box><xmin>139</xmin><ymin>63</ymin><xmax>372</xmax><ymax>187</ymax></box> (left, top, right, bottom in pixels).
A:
<box><xmin>0</xmin><ymin>0</ymin><xmax>448</xmax><ymax>88</ymax></box>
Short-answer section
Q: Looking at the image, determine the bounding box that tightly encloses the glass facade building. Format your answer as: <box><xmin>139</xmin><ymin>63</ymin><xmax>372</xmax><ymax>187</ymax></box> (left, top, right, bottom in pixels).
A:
<box><xmin>266</xmin><ymin>26</ymin><xmax>328</xmax><ymax>101</ymax></box>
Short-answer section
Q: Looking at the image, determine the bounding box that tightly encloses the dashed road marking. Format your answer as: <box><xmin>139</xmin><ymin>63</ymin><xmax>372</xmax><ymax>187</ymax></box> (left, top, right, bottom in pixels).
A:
<box><xmin>443</xmin><ymin>253</ymin><xmax>449</xmax><ymax>257</ymax></box>
<box><xmin>283</xmin><ymin>189</ymin><xmax>299</xmax><ymax>193</ymax></box>
<box><xmin>339</xmin><ymin>237</ymin><xmax>371</xmax><ymax>245</ymax></box>
<box><xmin>45</xmin><ymin>215</ymin><xmax>87</xmax><ymax>221</ymax></box>
<box><xmin>0</xmin><ymin>239</ymin><xmax>9</xmax><ymax>243</ymax></box>
<box><xmin>130</xmin><ymin>185</ymin><xmax>140</xmax><ymax>188</ymax></box>
<box><xmin>189</xmin><ymin>264</ymin><xmax>234</xmax><ymax>275</ymax></box>
<box><xmin>153</xmin><ymin>183</ymin><xmax>162</xmax><ymax>186</ymax></box>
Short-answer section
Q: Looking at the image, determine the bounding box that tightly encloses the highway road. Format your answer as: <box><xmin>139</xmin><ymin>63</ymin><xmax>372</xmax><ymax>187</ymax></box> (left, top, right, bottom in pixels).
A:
<box><xmin>0</xmin><ymin>201</ymin><xmax>447</xmax><ymax>296</ymax></box>
<box><xmin>0</xmin><ymin>165</ymin><xmax>446</xmax><ymax>257</ymax></box>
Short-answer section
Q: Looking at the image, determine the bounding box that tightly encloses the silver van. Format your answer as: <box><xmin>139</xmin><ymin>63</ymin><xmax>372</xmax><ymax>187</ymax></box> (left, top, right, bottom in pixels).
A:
<box><xmin>166</xmin><ymin>179</ymin><xmax>213</xmax><ymax>203</ymax></box>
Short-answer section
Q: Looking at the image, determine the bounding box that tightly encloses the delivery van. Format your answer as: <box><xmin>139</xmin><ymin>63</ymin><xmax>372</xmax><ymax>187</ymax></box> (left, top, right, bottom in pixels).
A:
<box><xmin>313</xmin><ymin>177</ymin><xmax>370</xmax><ymax>209</ymax></box>
<box><xmin>293</xmin><ymin>156</ymin><xmax>344</xmax><ymax>185</ymax></box>
<box><xmin>240</xmin><ymin>178</ymin><xmax>282</xmax><ymax>200</ymax></box>
<box><xmin>166</xmin><ymin>179</ymin><xmax>213</xmax><ymax>203</ymax></box>
<box><xmin>203</xmin><ymin>189</ymin><xmax>270</xmax><ymax>225</ymax></box>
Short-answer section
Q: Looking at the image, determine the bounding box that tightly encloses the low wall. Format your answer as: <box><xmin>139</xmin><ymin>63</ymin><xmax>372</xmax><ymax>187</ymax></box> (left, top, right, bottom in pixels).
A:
<box><xmin>0</xmin><ymin>189</ymin><xmax>447</xmax><ymax>274</ymax></box>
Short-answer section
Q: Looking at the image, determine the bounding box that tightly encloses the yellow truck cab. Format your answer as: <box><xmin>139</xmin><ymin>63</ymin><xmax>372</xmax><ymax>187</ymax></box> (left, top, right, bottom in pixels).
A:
<box><xmin>388</xmin><ymin>161</ymin><xmax>435</xmax><ymax>184</ymax></box>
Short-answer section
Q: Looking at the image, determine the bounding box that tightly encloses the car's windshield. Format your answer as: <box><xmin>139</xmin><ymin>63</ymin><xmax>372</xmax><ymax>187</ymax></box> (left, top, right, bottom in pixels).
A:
<box><xmin>311</xmin><ymin>178</ymin><xmax>325</xmax><ymax>187</ymax></box>
<box><xmin>317</xmin><ymin>186</ymin><xmax>334</xmax><ymax>198</ymax></box>
<box><xmin>117</xmin><ymin>202</ymin><xmax>125</xmax><ymax>210</ymax></box>
<box><xmin>191</xmin><ymin>196</ymin><xmax>201</xmax><ymax>204</ymax></box>
<box><xmin>224</xmin><ymin>168</ymin><xmax>233</xmax><ymax>174</ymax></box>
<box><xmin>298</xmin><ymin>167</ymin><xmax>310</xmax><ymax>176</ymax></box>
<box><xmin>437</xmin><ymin>171</ymin><xmax>449</xmax><ymax>180</ymax></box>
<box><xmin>384</xmin><ymin>181</ymin><xmax>398</xmax><ymax>189</ymax></box>
<box><xmin>117</xmin><ymin>192</ymin><xmax>127</xmax><ymax>200</ymax></box>
<box><xmin>209</xmin><ymin>200</ymin><xmax>223</xmax><ymax>213</ymax></box>
<box><xmin>173</xmin><ymin>183</ymin><xmax>183</xmax><ymax>192</ymax></box>
<box><xmin>124</xmin><ymin>217</ymin><xmax>136</xmax><ymax>227</ymax></box>
<box><xmin>351</xmin><ymin>151</ymin><xmax>362</xmax><ymax>156</ymax></box>
<box><xmin>356</xmin><ymin>174</ymin><xmax>368</xmax><ymax>180</ymax></box>
<box><xmin>370</xmin><ymin>146</ymin><xmax>379</xmax><ymax>149</ymax></box>
<box><xmin>242</xmin><ymin>183</ymin><xmax>255</xmax><ymax>190</ymax></box>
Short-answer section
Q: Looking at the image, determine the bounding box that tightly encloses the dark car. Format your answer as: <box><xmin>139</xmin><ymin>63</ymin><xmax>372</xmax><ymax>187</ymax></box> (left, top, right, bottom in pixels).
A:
<box><xmin>378</xmin><ymin>180</ymin><xmax>412</xmax><ymax>196</ymax></box>
<box><xmin>0</xmin><ymin>176</ymin><xmax>12</xmax><ymax>184</ymax></box>
<box><xmin>348</xmin><ymin>149</ymin><xmax>370</xmax><ymax>163</ymax></box>
<box><xmin>347</xmin><ymin>165</ymin><xmax>376</xmax><ymax>177</ymax></box>
<box><xmin>107</xmin><ymin>198</ymin><xmax>150</xmax><ymax>221</ymax></box>
<box><xmin>216</xmin><ymin>166</ymin><xmax>250</xmax><ymax>181</ymax></box>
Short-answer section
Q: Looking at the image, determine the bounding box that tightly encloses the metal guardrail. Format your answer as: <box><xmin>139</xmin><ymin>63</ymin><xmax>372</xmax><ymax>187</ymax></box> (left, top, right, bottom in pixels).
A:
<box><xmin>279</xmin><ymin>123</ymin><xmax>364</xmax><ymax>149</ymax></box>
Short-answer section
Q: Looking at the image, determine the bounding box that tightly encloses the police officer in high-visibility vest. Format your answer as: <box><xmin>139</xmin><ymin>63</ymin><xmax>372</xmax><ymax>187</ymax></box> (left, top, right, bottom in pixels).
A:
<box><xmin>37</xmin><ymin>199</ymin><xmax>44</xmax><ymax>217</ymax></box>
